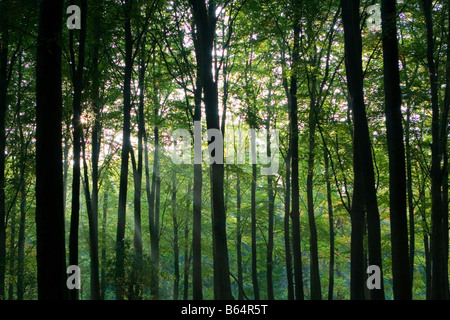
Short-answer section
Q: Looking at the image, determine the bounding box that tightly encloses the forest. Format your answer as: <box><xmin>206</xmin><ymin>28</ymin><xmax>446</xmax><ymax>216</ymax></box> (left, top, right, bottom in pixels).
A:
<box><xmin>0</xmin><ymin>0</ymin><xmax>448</xmax><ymax>301</ymax></box>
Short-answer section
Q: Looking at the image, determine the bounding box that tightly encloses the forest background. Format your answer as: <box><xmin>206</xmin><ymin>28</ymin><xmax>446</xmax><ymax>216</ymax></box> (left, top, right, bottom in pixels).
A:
<box><xmin>0</xmin><ymin>0</ymin><xmax>448</xmax><ymax>300</ymax></box>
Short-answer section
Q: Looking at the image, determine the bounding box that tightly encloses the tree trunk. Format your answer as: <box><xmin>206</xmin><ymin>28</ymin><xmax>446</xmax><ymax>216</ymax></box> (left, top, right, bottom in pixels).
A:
<box><xmin>236</xmin><ymin>171</ymin><xmax>244</xmax><ymax>300</ymax></box>
<box><xmin>189</xmin><ymin>0</ymin><xmax>233</xmax><ymax>300</ymax></box>
<box><xmin>342</xmin><ymin>0</ymin><xmax>385</xmax><ymax>300</ymax></box>
<box><xmin>7</xmin><ymin>196</ymin><xmax>15</xmax><ymax>300</ymax></box>
<box><xmin>290</xmin><ymin>0</ymin><xmax>304</xmax><ymax>300</ymax></box>
<box><xmin>250</xmin><ymin>128</ymin><xmax>260</xmax><ymax>300</ymax></box>
<box><xmin>81</xmin><ymin>130</ymin><xmax>100</xmax><ymax>302</ymax></box>
<box><xmin>192</xmin><ymin>28</ymin><xmax>203</xmax><ymax>299</ymax></box>
<box><xmin>440</xmin><ymin>0</ymin><xmax>450</xmax><ymax>299</ymax></box>
<box><xmin>307</xmin><ymin>97</ymin><xmax>321</xmax><ymax>300</ymax></box>
<box><xmin>183</xmin><ymin>184</ymin><xmax>191</xmax><ymax>300</ymax></box>
<box><xmin>68</xmin><ymin>0</ymin><xmax>87</xmax><ymax>301</ymax></box>
<box><xmin>115</xmin><ymin>0</ymin><xmax>133</xmax><ymax>300</ymax></box>
<box><xmin>381</xmin><ymin>0</ymin><xmax>411</xmax><ymax>300</ymax></box>
<box><xmin>405</xmin><ymin>104</ymin><xmax>415</xmax><ymax>294</ymax></box>
<box><xmin>324</xmin><ymin>145</ymin><xmax>335</xmax><ymax>300</ymax></box>
<box><xmin>89</xmin><ymin>0</ymin><xmax>102</xmax><ymax>301</ymax></box>
<box><xmin>35</xmin><ymin>0</ymin><xmax>67</xmax><ymax>300</ymax></box>
<box><xmin>267</xmin><ymin>126</ymin><xmax>275</xmax><ymax>300</ymax></box>
<box><xmin>101</xmin><ymin>191</ymin><xmax>108</xmax><ymax>299</ymax></box>
<box><xmin>421</xmin><ymin>0</ymin><xmax>445</xmax><ymax>300</ymax></box>
<box><xmin>284</xmin><ymin>152</ymin><xmax>294</xmax><ymax>300</ymax></box>
<box><xmin>172</xmin><ymin>166</ymin><xmax>179</xmax><ymax>300</ymax></box>
<box><xmin>132</xmin><ymin>40</ymin><xmax>147</xmax><ymax>300</ymax></box>
<box><xmin>149</xmin><ymin>117</ymin><xmax>161</xmax><ymax>300</ymax></box>
<box><xmin>16</xmin><ymin>120</ymin><xmax>27</xmax><ymax>300</ymax></box>
<box><xmin>0</xmin><ymin>0</ymin><xmax>9</xmax><ymax>300</ymax></box>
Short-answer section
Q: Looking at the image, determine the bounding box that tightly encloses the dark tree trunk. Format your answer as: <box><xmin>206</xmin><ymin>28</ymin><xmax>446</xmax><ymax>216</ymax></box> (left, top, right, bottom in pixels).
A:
<box><xmin>172</xmin><ymin>166</ymin><xmax>180</xmax><ymax>300</ymax></box>
<box><xmin>68</xmin><ymin>0</ymin><xmax>87</xmax><ymax>302</ymax></box>
<box><xmin>236</xmin><ymin>171</ymin><xmax>244</xmax><ymax>300</ymax></box>
<box><xmin>149</xmin><ymin>117</ymin><xmax>161</xmax><ymax>300</ymax></box>
<box><xmin>7</xmin><ymin>190</ymin><xmax>15</xmax><ymax>300</ymax></box>
<box><xmin>250</xmin><ymin>128</ymin><xmax>260</xmax><ymax>300</ymax></box>
<box><xmin>381</xmin><ymin>0</ymin><xmax>411</xmax><ymax>300</ymax></box>
<box><xmin>324</xmin><ymin>145</ymin><xmax>335</xmax><ymax>300</ymax></box>
<box><xmin>17</xmin><ymin>120</ymin><xmax>27</xmax><ymax>300</ymax></box>
<box><xmin>81</xmin><ymin>131</ymin><xmax>100</xmax><ymax>302</ymax></box>
<box><xmin>101</xmin><ymin>191</ymin><xmax>108</xmax><ymax>299</ymax></box>
<box><xmin>421</xmin><ymin>0</ymin><xmax>445</xmax><ymax>300</ymax></box>
<box><xmin>192</xmin><ymin>28</ymin><xmax>203</xmax><ymax>299</ymax></box>
<box><xmin>189</xmin><ymin>0</ymin><xmax>233</xmax><ymax>300</ymax></box>
<box><xmin>115</xmin><ymin>0</ymin><xmax>133</xmax><ymax>300</ymax></box>
<box><xmin>440</xmin><ymin>0</ymin><xmax>450</xmax><ymax>299</ymax></box>
<box><xmin>132</xmin><ymin>40</ymin><xmax>147</xmax><ymax>300</ymax></box>
<box><xmin>405</xmin><ymin>105</ymin><xmax>415</xmax><ymax>293</ymax></box>
<box><xmin>0</xmin><ymin>0</ymin><xmax>9</xmax><ymax>300</ymax></box>
<box><xmin>35</xmin><ymin>0</ymin><xmax>67</xmax><ymax>300</ymax></box>
<box><xmin>267</xmin><ymin>125</ymin><xmax>275</xmax><ymax>300</ymax></box>
<box><xmin>290</xmin><ymin>0</ymin><xmax>304</xmax><ymax>299</ymax></box>
<box><xmin>89</xmin><ymin>0</ymin><xmax>102</xmax><ymax>301</ymax></box>
<box><xmin>342</xmin><ymin>0</ymin><xmax>385</xmax><ymax>300</ymax></box>
<box><xmin>307</xmin><ymin>97</ymin><xmax>321</xmax><ymax>300</ymax></box>
<box><xmin>183</xmin><ymin>184</ymin><xmax>191</xmax><ymax>300</ymax></box>
<box><xmin>284</xmin><ymin>153</ymin><xmax>294</xmax><ymax>300</ymax></box>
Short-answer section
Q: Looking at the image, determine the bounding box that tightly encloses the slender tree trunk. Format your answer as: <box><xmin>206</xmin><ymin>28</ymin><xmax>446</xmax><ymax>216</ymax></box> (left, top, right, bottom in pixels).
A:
<box><xmin>290</xmin><ymin>0</ymin><xmax>304</xmax><ymax>299</ymax></box>
<box><xmin>342</xmin><ymin>0</ymin><xmax>384</xmax><ymax>299</ymax></box>
<box><xmin>267</xmin><ymin>126</ymin><xmax>275</xmax><ymax>300</ymax></box>
<box><xmin>250</xmin><ymin>128</ymin><xmax>260</xmax><ymax>300</ymax></box>
<box><xmin>115</xmin><ymin>0</ymin><xmax>133</xmax><ymax>300</ymax></box>
<box><xmin>132</xmin><ymin>41</ymin><xmax>147</xmax><ymax>300</ymax></box>
<box><xmin>149</xmin><ymin>119</ymin><xmax>161</xmax><ymax>300</ymax></box>
<box><xmin>189</xmin><ymin>0</ymin><xmax>233</xmax><ymax>300</ymax></box>
<box><xmin>192</xmin><ymin>159</ymin><xmax>203</xmax><ymax>300</ymax></box>
<box><xmin>381</xmin><ymin>0</ymin><xmax>411</xmax><ymax>300</ymax></box>
<box><xmin>8</xmin><ymin>201</ymin><xmax>15</xmax><ymax>300</ymax></box>
<box><xmin>405</xmin><ymin>104</ymin><xmax>415</xmax><ymax>294</ymax></box>
<box><xmin>324</xmin><ymin>145</ymin><xmax>335</xmax><ymax>300</ymax></box>
<box><xmin>80</xmin><ymin>131</ymin><xmax>100</xmax><ymax>302</ymax></box>
<box><xmin>101</xmin><ymin>191</ymin><xmax>108</xmax><ymax>299</ymax></box>
<box><xmin>183</xmin><ymin>184</ymin><xmax>191</xmax><ymax>300</ymax></box>
<box><xmin>343</xmin><ymin>0</ymin><xmax>366</xmax><ymax>300</ymax></box>
<box><xmin>17</xmin><ymin>122</ymin><xmax>26</xmax><ymax>300</ymax></box>
<box><xmin>307</xmin><ymin>97</ymin><xmax>321</xmax><ymax>300</ymax></box>
<box><xmin>68</xmin><ymin>0</ymin><xmax>87</xmax><ymax>301</ymax></box>
<box><xmin>89</xmin><ymin>0</ymin><xmax>102</xmax><ymax>301</ymax></box>
<box><xmin>422</xmin><ymin>207</ymin><xmax>432</xmax><ymax>300</ymax></box>
<box><xmin>171</xmin><ymin>166</ymin><xmax>180</xmax><ymax>300</ymax></box>
<box><xmin>441</xmin><ymin>0</ymin><xmax>450</xmax><ymax>299</ymax></box>
<box><xmin>191</xmin><ymin>24</ymin><xmax>204</xmax><ymax>300</ymax></box>
<box><xmin>284</xmin><ymin>153</ymin><xmax>294</xmax><ymax>300</ymax></box>
<box><xmin>421</xmin><ymin>0</ymin><xmax>445</xmax><ymax>300</ymax></box>
<box><xmin>0</xmin><ymin>0</ymin><xmax>9</xmax><ymax>300</ymax></box>
<box><xmin>35</xmin><ymin>0</ymin><xmax>67</xmax><ymax>300</ymax></box>
<box><xmin>236</xmin><ymin>171</ymin><xmax>244</xmax><ymax>300</ymax></box>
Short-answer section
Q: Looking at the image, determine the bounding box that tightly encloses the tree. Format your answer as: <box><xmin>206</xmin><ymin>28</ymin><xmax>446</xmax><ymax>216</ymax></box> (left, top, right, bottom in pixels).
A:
<box><xmin>0</xmin><ymin>0</ymin><xmax>9</xmax><ymax>299</ymax></box>
<box><xmin>35</xmin><ymin>0</ymin><xmax>67</xmax><ymax>300</ymax></box>
<box><xmin>189</xmin><ymin>0</ymin><xmax>233</xmax><ymax>300</ymax></box>
<box><xmin>68</xmin><ymin>0</ymin><xmax>87</xmax><ymax>301</ymax></box>
<box><xmin>421</xmin><ymin>0</ymin><xmax>449</xmax><ymax>300</ymax></box>
<box><xmin>115</xmin><ymin>0</ymin><xmax>134</xmax><ymax>300</ymax></box>
<box><xmin>289</xmin><ymin>0</ymin><xmax>305</xmax><ymax>300</ymax></box>
<box><xmin>381</xmin><ymin>0</ymin><xmax>411</xmax><ymax>300</ymax></box>
<box><xmin>341</xmin><ymin>0</ymin><xmax>384</xmax><ymax>300</ymax></box>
